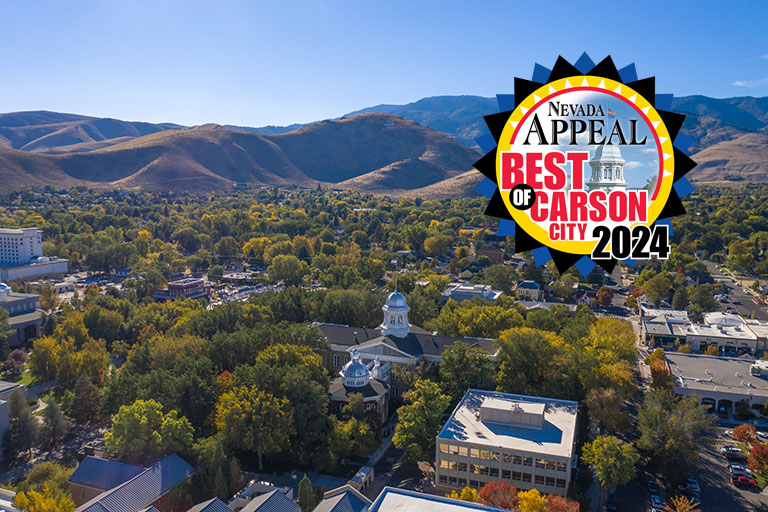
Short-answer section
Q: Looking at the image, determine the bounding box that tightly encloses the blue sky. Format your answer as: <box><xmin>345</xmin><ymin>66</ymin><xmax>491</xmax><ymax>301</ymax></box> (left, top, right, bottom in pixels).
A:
<box><xmin>0</xmin><ymin>1</ymin><xmax>766</xmax><ymax>127</ymax></box>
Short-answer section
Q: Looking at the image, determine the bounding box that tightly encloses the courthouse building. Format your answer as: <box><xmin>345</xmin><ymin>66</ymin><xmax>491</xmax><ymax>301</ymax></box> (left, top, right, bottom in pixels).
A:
<box><xmin>435</xmin><ymin>389</ymin><xmax>578</xmax><ymax>496</ymax></box>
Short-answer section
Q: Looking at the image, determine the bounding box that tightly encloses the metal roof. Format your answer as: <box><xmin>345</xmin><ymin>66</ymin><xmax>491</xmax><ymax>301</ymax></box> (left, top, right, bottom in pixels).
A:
<box><xmin>75</xmin><ymin>454</ymin><xmax>195</xmax><ymax>512</ymax></box>
<box><xmin>68</xmin><ymin>457</ymin><xmax>145</xmax><ymax>492</ymax></box>
<box><xmin>185</xmin><ymin>498</ymin><xmax>231</xmax><ymax>512</ymax></box>
<box><xmin>239</xmin><ymin>490</ymin><xmax>299</xmax><ymax>512</ymax></box>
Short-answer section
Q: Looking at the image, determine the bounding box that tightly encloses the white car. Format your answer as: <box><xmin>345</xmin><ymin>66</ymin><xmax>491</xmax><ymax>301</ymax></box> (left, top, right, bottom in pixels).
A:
<box><xmin>721</xmin><ymin>446</ymin><xmax>743</xmax><ymax>456</ymax></box>
<box><xmin>724</xmin><ymin>429</ymin><xmax>734</xmax><ymax>439</ymax></box>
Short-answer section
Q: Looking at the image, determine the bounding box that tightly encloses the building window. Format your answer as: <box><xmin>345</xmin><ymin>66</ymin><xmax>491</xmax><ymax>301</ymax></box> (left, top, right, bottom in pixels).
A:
<box><xmin>546</xmin><ymin>477</ymin><xmax>555</xmax><ymax>487</ymax></box>
<box><xmin>470</xmin><ymin>480</ymin><xmax>479</xmax><ymax>488</ymax></box>
<box><xmin>535</xmin><ymin>475</ymin><xmax>545</xmax><ymax>485</ymax></box>
<box><xmin>522</xmin><ymin>457</ymin><xmax>532</xmax><ymax>467</ymax></box>
<box><xmin>489</xmin><ymin>467</ymin><xmax>499</xmax><ymax>477</ymax></box>
<box><xmin>333</xmin><ymin>354</ymin><xmax>339</xmax><ymax>367</ymax></box>
<box><xmin>439</xmin><ymin>443</ymin><xmax>449</xmax><ymax>454</ymax></box>
<box><xmin>546</xmin><ymin>460</ymin><xmax>556</xmax><ymax>471</ymax></box>
<box><xmin>470</xmin><ymin>448</ymin><xmax>480</xmax><ymax>459</ymax></box>
<box><xmin>449</xmin><ymin>476</ymin><xmax>457</xmax><ymax>485</ymax></box>
<box><xmin>512</xmin><ymin>471</ymin><xmax>522</xmax><ymax>482</ymax></box>
<box><xmin>470</xmin><ymin>464</ymin><xmax>479</xmax><ymax>474</ymax></box>
<box><xmin>536</xmin><ymin>459</ymin><xmax>546</xmax><ymax>469</ymax></box>
<box><xmin>458</xmin><ymin>478</ymin><xmax>467</xmax><ymax>487</ymax></box>
<box><xmin>522</xmin><ymin>473</ymin><xmax>532</xmax><ymax>483</ymax></box>
<box><xmin>502</xmin><ymin>469</ymin><xmax>511</xmax><ymax>479</ymax></box>
<box><xmin>458</xmin><ymin>446</ymin><xmax>468</xmax><ymax>457</ymax></box>
<box><xmin>440</xmin><ymin>460</ymin><xmax>449</xmax><ymax>469</ymax></box>
<box><xmin>556</xmin><ymin>462</ymin><xmax>567</xmax><ymax>472</ymax></box>
<box><xmin>556</xmin><ymin>479</ymin><xmax>566</xmax><ymax>488</ymax></box>
<box><xmin>479</xmin><ymin>466</ymin><xmax>489</xmax><ymax>476</ymax></box>
<box><xmin>344</xmin><ymin>354</ymin><xmax>349</xmax><ymax>363</ymax></box>
<box><xmin>457</xmin><ymin>462</ymin><xmax>467</xmax><ymax>472</ymax></box>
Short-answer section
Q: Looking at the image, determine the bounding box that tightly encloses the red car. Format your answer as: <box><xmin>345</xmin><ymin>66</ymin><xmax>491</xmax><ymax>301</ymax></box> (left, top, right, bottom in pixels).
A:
<box><xmin>732</xmin><ymin>474</ymin><xmax>757</xmax><ymax>487</ymax></box>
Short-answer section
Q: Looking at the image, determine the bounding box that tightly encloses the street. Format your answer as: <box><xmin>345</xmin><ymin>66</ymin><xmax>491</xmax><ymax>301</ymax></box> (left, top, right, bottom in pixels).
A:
<box><xmin>704</xmin><ymin>261</ymin><xmax>768</xmax><ymax>321</ymax></box>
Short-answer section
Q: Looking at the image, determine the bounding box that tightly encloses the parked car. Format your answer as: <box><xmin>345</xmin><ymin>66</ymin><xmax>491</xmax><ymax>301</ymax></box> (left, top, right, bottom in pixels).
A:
<box><xmin>647</xmin><ymin>479</ymin><xmax>659</xmax><ymax>494</ymax></box>
<box><xmin>729</xmin><ymin>463</ymin><xmax>753</xmax><ymax>476</ymax></box>
<box><xmin>725</xmin><ymin>429</ymin><xmax>734</xmax><ymax>439</ymax></box>
<box><xmin>733</xmin><ymin>300</ymin><xmax>742</xmax><ymax>305</ymax></box>
<box><xmin>732</xmin><ymin>474</ymin><xmax>757</xmax><ymax>487</ymax></box>
<box><xmin>721</xmin><ymin>445</ymin><xmax>743</xmax><ymax>457</ymax></box>
<box><xmin>650</xmin><ymin>495</ymin><xmax>663</xmax><ymax>509</ymax></box>
<box><xmin>677</xmin><ymin>478</ymin><xmax>701</xmax><ymax>494</ymax></box>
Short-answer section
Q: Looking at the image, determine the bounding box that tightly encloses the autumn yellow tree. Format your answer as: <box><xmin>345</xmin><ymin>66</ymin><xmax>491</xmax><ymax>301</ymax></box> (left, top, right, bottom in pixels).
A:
<box><xmin>516</xmin><ymin>488</ymin><xmax>546</xmax><ymax>512</ymax></box>
<box><xmin>13</xmin><ymin>485</ymin><xmax>75</xmax><ymax>512</ymax></box>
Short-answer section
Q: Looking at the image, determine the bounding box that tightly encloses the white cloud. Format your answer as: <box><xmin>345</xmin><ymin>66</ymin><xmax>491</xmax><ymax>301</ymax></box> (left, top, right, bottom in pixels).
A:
<box><xmin>624</xmin><ymin>161</ymin><xmax>647</xmax><ymax>169</ymax></box>
<box><xmin>732</xmin><ymin>77</ymin><xmax>768</xmax><ymax>87</ymax></box>
<box><xmin>760</xmin><ymin>54</ymin><xmax>768</xmax><ymax>60</ymax></box>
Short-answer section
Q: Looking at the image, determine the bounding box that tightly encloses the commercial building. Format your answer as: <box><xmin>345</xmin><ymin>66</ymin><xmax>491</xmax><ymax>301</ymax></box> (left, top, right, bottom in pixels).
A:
<box><xmin>0</xmin><ymin>228</ymin><xmax>43</xmax><ymax>265</ymax></box>
<box><xmin>366</xmin><ymin>487</ymin><xmax>510</xmax><ymax>512</ymax></box>
<box><xmin>153</xmin><ymin>278</ymin><xmax>211</xmax><ymax>301</ymax></box>
<box><xmin>435</xmin><ymin>389</ymin><xmax>578</xmax><ymax>497</ymax></box>
<box><xmin>666</xmin><ymin>352</ymin><xmax>768</xmax><ymax>414</ymax></box>
<box><xmin>0</xmin><ymin>282</ymin><xmax>42</xmax><ymax>346</ymax></box>
<box><xmin>440</xmin><ymin>283</ymin><xmax>503</xmax><ymax>304</ymax></box>
<box><xmin>0</xmin><ymin>228</ymin><xmax>68</xmax><ymax>282</ymax></box>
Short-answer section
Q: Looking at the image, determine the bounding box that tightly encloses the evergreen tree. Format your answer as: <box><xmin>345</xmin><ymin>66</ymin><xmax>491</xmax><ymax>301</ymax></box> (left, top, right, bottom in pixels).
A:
<box><xmin>298</xmin><ymin>474</ymin><xmax>315</xmax><ymax>512</ymax></box>
<box><xmin>42</xmin><ymin>398</ymin><xmax>71</xmax><ymax>445</ymax></box>
<box><xmin>0</xmin><ymin>308</ymin><xmax>11</xmax><ymax>361</ymax></box>
<box><xmin>7</xmin><ymin>388</ymin><xmax>39</xmax><ymax>459</ymax></box>
<box><xmin>213</xmin><ymin>466</ymin><xmax>228</xmax><ymax>500</ymax></box>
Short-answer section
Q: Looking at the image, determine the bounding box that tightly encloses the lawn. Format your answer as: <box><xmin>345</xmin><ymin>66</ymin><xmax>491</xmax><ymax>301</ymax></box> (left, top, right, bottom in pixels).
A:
<box><xmin>1</xmin><ymin>369</ymin><xmax>34</xmax><ymax>387</ymax></box>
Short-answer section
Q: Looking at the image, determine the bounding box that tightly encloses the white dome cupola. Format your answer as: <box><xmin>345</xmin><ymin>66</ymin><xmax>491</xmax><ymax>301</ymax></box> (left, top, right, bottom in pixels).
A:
<box><xmin>587</xmin><ymin>144</ymin><xmax>627</xmax><ymax>193</ymax></box>
<box><xmin>341</xmin><ymin>349</ymin><xmax>371</xmax><ymax>387</ymax></box>
<box><xmin>0</xmin><ymin>282</ymin><xmax>10</xmax><ymax>302</ymax></box>
<box><xmin>379</xmin><ymin>290</ymin><xmax>411</xmax><ymax>338</ymax></box>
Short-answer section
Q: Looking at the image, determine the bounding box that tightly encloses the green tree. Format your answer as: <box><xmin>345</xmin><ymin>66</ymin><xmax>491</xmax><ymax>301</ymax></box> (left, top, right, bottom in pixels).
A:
<box><xmin>330</xmin><ymin>417</ymin><xmax>376</xmax><ymax>460</ymax></box>
<box><xmin>105</xmin><ymin>399</ymin><xmax>194</xmax><ymax>463</ymax></box>
<box><xmin>268</xmin><ymin>254</ymin><xmax>309</xmax><ymax>286</ymax></box>
<box><xmin>393</xmin><ymin>379</ymin><xmax>450</xmax><ymax>461</ymax></box>
<box><xmin>689</xmin><ymin>284</ymin><xmax>718</xmax><ymax>312</ymax></box>
<box><xmin>6</xmin><ymin>388</ymin><xmax>39</xmax><ymax>459</ymax></box>
<box><xmin>298</xmin><ymin>474</ymin><xmax>315</xmax><ymax>512</ymax></box>
<box><xmin>0</xmin><ymin>307</ymin><xmax>10</xmax><ymax>362</ymax></box>
<box><xmin>642</xmin><ymin>273</ymin><xmax>672</xmax><ymax>307</ymax></box>
<box><xmin>439</xmin><ymin>341</ymin><xmax>494</xmax><ymax>400</ymax></box>
<box><xmin>637</xmin><ymin>389</ymin><xmax>712</xmax><ymax>486</ymax></box>
<box><xmin>672</xmin><ymin>286</ymin><xmax>689</xmax><ymax>310</ymax></box>
<box><xmin>42</xmin><ymin>398</ymin><xmax>71</xmax><ymax>445</ymax></box>
<box><xmin>581</xmin><ymin>435</ymin><xmax>638</xmax><ymax>509</ymax></box>
<box><xmin>208</xmin><ymin>265</ymin><xmax>224</xmax><ymax>283</ymax></box>
<box><xmin>67</xmin><ymin>375</ymin><xmax>101</xmax><ymax>424</ymax></box>
<box><xmin>215</xmin><ymin>386</ymin><xmax>293</xmax><ymax>469</ymax></box>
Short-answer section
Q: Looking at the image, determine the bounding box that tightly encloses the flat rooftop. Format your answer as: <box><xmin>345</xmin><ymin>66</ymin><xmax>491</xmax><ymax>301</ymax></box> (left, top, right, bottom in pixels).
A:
<box><xmin>437</xmin><ymin>389</ymin><xmax>578</xmax><ymax>459</ymax></box>
<box><xmin>665</xmin><ymin>352</ymin><xmax>768</xmax><ymax>398</ymax></box>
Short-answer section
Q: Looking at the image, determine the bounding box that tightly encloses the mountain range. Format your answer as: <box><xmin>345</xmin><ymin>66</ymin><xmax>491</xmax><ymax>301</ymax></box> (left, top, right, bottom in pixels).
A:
<box><xmin>1</xmin><ymin>93</ymin><xmax>767</xmax><ymax>195</ymax></box>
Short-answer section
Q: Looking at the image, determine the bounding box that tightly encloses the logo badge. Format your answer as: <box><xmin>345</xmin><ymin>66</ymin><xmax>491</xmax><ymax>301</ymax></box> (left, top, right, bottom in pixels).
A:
<box><xmin>475</xmin><ymin>54</ymin><xmax>696</xmax><ymax>275</ymax></box>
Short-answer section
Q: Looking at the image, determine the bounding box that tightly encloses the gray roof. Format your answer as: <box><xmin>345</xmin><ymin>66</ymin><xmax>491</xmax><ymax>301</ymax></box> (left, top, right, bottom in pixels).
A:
<box><xmin>329</xmin><ymin>377</ymin><xmax>388</xmax><ymax>400</ymax></box>
<box><xmin>0</xmin><ymin>380</ymin><xmax>21</xmax><ymax>395</ymax></box>
<box><xmin>354</xmin><ymin>333</ymin><xmax>496</xmax><ymax>359</ymax></box>
<box><xmin>666</xmin><ymin>352</ymin><xmax>768</xmax><ymax>399</ymax></box>
<box><xmin>75</xmin><ymin>454</ymin><xmax>196</xmax><ymax>512</ymax></box>
<box><xmin>240</xmin><ymin>490</ymin><xmax>300</xmax><ymax>512</ymax></box>
<box><xmin>186</xmin><ymin>498</ymin><xmax>231</xmax><ymax>512</ymax></box>
<box><xmin>315</xmin><ymin>323</ymin><xmax>430</xmax><ymax>347</ymax></box>
<box><xmin>68</xmin><ymin>457</ymin><xmax>144</xmax><ymax>492</ymax></box>
<box><xmin>313</xmin><ymin>491</ymin><xmax>369</xmax><ymax>512</ymax></box>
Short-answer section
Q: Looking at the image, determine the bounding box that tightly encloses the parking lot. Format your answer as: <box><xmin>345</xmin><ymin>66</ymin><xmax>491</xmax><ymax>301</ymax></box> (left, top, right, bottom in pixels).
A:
<box><xmin>692</xmin><ymin>430</ymin><xmax>768</xmax><ymax>511</ymax></box>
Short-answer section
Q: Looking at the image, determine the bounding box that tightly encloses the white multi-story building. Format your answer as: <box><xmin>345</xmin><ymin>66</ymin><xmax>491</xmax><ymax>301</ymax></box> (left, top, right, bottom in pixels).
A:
<box><xmin>435</xmin><ymin>389</ymin><xmax>578</xmax><ymax>497</ymax></box>
<box><xmin>0</xmin><ymin>228</ymin><xmax>43</xmax><ymax>266</ymax></box>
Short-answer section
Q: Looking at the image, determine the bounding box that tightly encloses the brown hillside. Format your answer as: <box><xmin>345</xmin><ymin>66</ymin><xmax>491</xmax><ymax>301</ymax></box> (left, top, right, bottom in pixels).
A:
<box><xmin>0</xmin><ymin>113</ymin><xmax>480</xmax><ymax>193</ymax></box>
<box><xmin>689</xmin><ymin>133</ymin><xmax>768</xmax><ymax>182</ymax></box>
